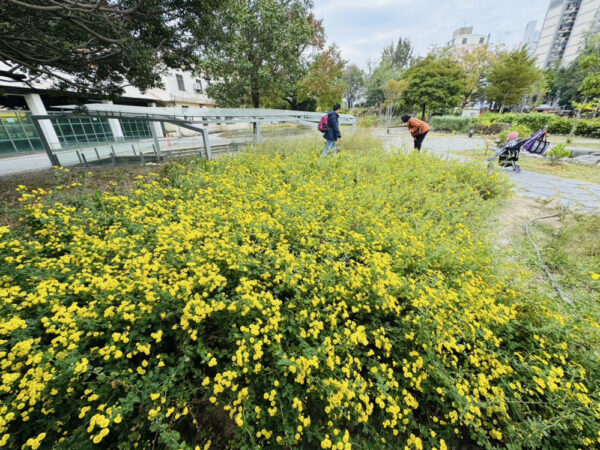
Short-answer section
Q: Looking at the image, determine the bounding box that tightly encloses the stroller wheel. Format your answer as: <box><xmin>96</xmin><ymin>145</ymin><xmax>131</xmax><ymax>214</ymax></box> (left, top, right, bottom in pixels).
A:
<box><xmin>514</xmin><ymin>165</ymin><xmax>521</xmax><ymax>173</ymax></box>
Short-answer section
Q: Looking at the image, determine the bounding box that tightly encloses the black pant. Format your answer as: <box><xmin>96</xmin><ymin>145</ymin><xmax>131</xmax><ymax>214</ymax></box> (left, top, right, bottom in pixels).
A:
<box><xmin>414</xmin><ymin>131</ymin><xmax>429</xmax><ymax>151</ymax></box>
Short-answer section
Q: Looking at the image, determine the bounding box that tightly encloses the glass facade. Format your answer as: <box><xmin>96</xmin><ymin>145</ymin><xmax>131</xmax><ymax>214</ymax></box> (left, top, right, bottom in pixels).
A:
<box><xmin>0</xmin><ymin>111</ymin><xmax>43</xmax><ymax>154</ymax></box>
<box><xmin>120</xmin><ymin>119</ymin><xmax>152</xmax><ymax>140</ymax></box>
<box><xmin>0</xmin><ymin>111</ymin><xmax>152</xmax><ymax>154</ymax></box>
<box><xmin>51</xmin><ymin>116</ymin><xmax>114</xmax><ymax>147</ymax></box>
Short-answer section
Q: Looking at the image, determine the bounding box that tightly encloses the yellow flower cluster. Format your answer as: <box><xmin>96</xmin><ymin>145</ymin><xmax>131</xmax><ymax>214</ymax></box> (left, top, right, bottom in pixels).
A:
<box><xmin>0</xmin><ymin>143</ymin><xmax>598</xmax><ymax>448</ymax></box>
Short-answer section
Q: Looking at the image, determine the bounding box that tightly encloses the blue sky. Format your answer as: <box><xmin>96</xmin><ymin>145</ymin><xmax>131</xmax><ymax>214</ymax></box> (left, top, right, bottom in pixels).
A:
<box><xmin>313</xmin><ymin>0</ymin><xmax>549</xmax><ymax>68</ymax></box>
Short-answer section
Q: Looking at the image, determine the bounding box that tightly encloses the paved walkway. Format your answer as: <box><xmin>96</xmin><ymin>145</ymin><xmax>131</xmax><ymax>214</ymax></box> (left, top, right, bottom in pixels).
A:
<box><xmin>381</xmin><ymin>130</ymin><xmax>600</xmax><ymax>213</ymax></box>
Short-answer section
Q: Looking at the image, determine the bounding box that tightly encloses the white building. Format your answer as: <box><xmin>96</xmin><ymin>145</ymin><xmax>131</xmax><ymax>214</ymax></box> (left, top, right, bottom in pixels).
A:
<box><xmin>447</xmin><ymin>27</ymin><xmax>491</xmax><ymax>49</ymax></box>
<box><xmin>0</xmin><ymin>66</ymin><xmax>216</xmax><ymax>153</ymax></box>
<box><xmin>520</xmin><ymin>21</ymin><xmax>540</xmax><ymax>56</ymax></box>
<box><xmin>562</xmin><ymin>0</ymin><xmax>600</xmax><ymax>64</ymax></box>
<box><xmin>534</xmin><ymin>0</ymin><xmax>600</xmax><ymax>69</ymax></box>
<box><xmin>0</xmin><ymin>67</ymin><xmax>214</xmax><ymax>109</ymax></box>
<box><xmin>133</xmin><ymin>70</ymin><xmax>214</xmax><ymax>109</ymax></box>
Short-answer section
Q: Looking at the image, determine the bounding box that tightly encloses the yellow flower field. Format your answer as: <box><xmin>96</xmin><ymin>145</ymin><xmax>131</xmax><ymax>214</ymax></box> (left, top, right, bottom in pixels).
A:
<box><xmin>0</xmin><ymin>137</ymin><xmax>598</xmax><ymax>449</ymax></box>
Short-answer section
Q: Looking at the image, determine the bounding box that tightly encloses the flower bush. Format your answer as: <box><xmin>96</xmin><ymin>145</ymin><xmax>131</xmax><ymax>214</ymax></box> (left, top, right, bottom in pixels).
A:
<box><xmin>1</xmin><ymin>136</ymin><xmax>599</xmax><ymax>449</ymax></box>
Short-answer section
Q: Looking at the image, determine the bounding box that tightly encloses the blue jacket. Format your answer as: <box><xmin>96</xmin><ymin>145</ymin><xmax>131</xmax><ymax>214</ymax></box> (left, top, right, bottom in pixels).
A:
<box><xmin>324</xmin><ymin>110</ymin><xmax>341</xmax><ymax>141</ymax></box>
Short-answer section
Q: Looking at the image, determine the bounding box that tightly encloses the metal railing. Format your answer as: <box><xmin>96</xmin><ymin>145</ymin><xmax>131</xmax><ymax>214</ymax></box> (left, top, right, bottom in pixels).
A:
<box><xmin>31</xmin><ymin>105</ymin><xmax>357</xmax><ymax>168</ymax></box>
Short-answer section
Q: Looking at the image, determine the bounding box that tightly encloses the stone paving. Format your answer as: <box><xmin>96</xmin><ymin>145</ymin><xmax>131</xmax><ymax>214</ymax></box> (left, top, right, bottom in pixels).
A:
<box><xmin>380</xmin><ymin>130</ymin><xmax>600</xmax><ymax>213</ymax></box>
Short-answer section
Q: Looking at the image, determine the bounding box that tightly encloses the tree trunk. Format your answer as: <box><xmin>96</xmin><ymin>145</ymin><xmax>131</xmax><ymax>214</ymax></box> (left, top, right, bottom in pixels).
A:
<box><xmin>499</xmin><ymin>104</ymin><xmax>505</xmax><ymax>114</ymax></box>
<box><xmin>421</xmin><ymin>104</ymin><xmax>426</xmax><ymax>120</ymax></box>
<box><xmin>461</xmin><ymin>92</ymin><xmax>472</xmax><ymax>109</ymax></box>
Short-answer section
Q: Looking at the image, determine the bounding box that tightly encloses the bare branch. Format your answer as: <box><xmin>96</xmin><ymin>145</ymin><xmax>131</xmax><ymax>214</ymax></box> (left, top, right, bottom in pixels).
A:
<box><xmin>59</xmin><ymin>15</ymin><xmax>123</xmax><ymax>44</ymax></box>
<box><xmin>5</xmin><ymin>0</ymin><xmax>65</xmax><ymax>11</ymax></box>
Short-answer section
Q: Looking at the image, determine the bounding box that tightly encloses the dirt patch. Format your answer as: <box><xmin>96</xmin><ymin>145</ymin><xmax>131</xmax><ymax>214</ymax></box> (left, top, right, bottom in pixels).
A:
<box><xmin>494</xmin><ymin>197</ymin><xmax>559</xmax><ymax>248</ymax></box>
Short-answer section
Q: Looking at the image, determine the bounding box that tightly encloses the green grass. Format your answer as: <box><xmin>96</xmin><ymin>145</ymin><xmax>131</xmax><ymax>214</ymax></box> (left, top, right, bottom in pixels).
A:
<box><xmin>452</xmin><ymin>149</ymin><xmax>600</xmax><ymax>184</ymax></box>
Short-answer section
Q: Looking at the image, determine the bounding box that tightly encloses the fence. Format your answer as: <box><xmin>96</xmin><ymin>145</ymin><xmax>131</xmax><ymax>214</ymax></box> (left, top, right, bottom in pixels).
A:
<box><xmin>28</xmin><ymin>105</ymin><xmax>357</xmax><ymax>168</ymax></box>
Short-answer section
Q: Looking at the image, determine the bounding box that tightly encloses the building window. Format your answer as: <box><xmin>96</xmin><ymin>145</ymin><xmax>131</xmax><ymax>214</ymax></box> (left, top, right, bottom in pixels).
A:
<box><xmin>194</xmin><ymin>79</ymin><xmax>203</xmax><ymax>93</ymax></box>
<box><xmin>462</xmin><ymin>38</ymin><xmax>468</xmax><ymax>44</ymax></box>
<box><xmin>479</xmin><ymin>37</ymin><xmax>485</xmax><ymax>44</ymax></box>
<box><xmin>175</xmin><ymin>74</ymin><xmax>185</xmax><ymax>91</ymax></box>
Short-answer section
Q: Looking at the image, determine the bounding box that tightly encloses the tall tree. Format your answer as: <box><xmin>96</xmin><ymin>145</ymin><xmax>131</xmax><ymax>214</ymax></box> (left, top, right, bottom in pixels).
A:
<box><xmin>381</xmin><ymin>37</ymin><xmax>414</xmax><ymax>70</ymax></box>
<box><xmin>342</xmin><ymin>65</ymin><xmax>365</xmax><ymax>108</ymax></box>
<box><xmin>364</xmin><ymin>58</ymin><xmax>397</xmax><ymax>107</ymax></box>
<box><xmin>299</xmin><ymin>45</ymin><xmax>346</xmax><ymax>111</ymax></box>
<box><xmin>451</xmin><ymin>44</ymin><xmax>500</xmax><ymax>107</ymax></box>
<box><xmin>578</xmin><ymin>33</ymin><xmax>600</xmax><ymax>109</ymax></box>
<box><xmin>485</xmin><ymin>48</ymin><xmax>543</xmax><ymax>113</ymax></box>
<box><xmin>545</xmin><ymin>62</ymin><xmax>586</xmax><ymax>109</ymax></box>
<box><xmin>382</xmin><ymin>79</ymin><xmax>409</xmax><ymax>127</ymax></box>
<box><xmin>198</xmin><ymin>0</ymin><xmax>323</xmax><ymax>108</ymax></box>
<box><xmin>401</xmin><ymin>55</ymin><xmax>466</xmax><ymax>120</ymax></box>
<box><xmin>363</xmin><ymin>38</ymin><xmax>412</xmax><ymax>108</ymax></box>
<box><xmin>0</xmin><ymin>0</ymin><xmax>225</xmax><ymax>94</ymax></box>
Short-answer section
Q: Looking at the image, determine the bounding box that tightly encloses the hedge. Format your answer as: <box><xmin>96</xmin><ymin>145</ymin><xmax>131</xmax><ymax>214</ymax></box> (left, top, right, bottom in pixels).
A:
<box><xmin>429</xmin><ymin>113</ymin><xmax>600</xmax><ymax>138</ymax></box>
<box><xmin>429</xmin><ymin>116</ymin><xmax>476</xmax><ymax>133</ymax></box>
<box><xmin>479</xmin><ymin>113</ymin><xmax>600</xmax><ymax>138</ymax></box>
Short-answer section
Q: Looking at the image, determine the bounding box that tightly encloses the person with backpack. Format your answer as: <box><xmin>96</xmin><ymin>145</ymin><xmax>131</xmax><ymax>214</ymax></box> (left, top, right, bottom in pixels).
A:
<box><xmin>401</xmin><ymin>114</ymin><xmax>430</xmax><ymax>152</ymax></box>
<box><xmin>319</xmin><ymin>103</ymin><xmax>342</xmax><ymax>156</ymax></box>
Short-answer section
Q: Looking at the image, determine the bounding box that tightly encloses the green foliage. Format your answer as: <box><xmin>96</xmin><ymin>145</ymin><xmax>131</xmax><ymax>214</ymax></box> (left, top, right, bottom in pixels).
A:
<box><xmin>473</xmin><ymin>119</ymin><xmax>510</xmax><ymax>135</ymax></box>
<box><xmin>381</xmin><ymin>37</ymin><xmax>414</xmax><ymax>70</ymax></box>
<box><xmin>573</xmin><ymin>119</ymin><xmax>600</xmax><ymax>138</ymax></box>
<box><xmin>342</xmin><ymin>65</ymin><xmax>365</xmax><ymax>108</ymax></box>
<box><xmin>578</xmin><ymin>34</ymin><xmax>600</xmax><ymax>99</ymax></box>
<box><xmin>478</xmin><ymin>112</ymin><xmax>600</xmax><ymax>137</ymax></box>
<box><xmin>401</xmin><ymin>55</ymin><xmax>466</xmax><ymax>119</ymax></box>
<box><xmin>0</xmin><ymin>0</ymin><xmax>227</xmax><ymax>95</ymax></box>
<box><xmin>382</xmin><ymin>79</ymin><xmax>409</xmax><ymax>125</ymax></box>
<box><xmin>546</xmin><ymin>143</ymin><xmax>571</xmax><ymax>163</ymax></box>
<box><xmin>363</xmin><ymin>37</ymin><xmax>413</xmax><ymax>108</ymax></box>
<box><xmin>3</xmin><ymin>135</ymin><xmax>600</xmax><ymax>449</ymax></box>
<box><xmin>364</xmin><ymin>58</ymin><xmax>397</xmax><ymax>107</ymax></box>
<box><xmin>485</xmin><ymin>48</ymin><xmax>544</xmax><ymax>110</ymax></box>
<box><xmin>199</xmin><ymin>0</ymin><xmax>322</xmax><ymax>108</ymax></box>
<box><xmin>451</xmin><ymin>44</ymin><xmax>501</xmax><ymax>107</ymax></box>
<box><xmin>299</xmin><ymin>45</ymin><xmax>347</xmax><ymax>112</ymax></box>
<box><xmin>498</xmin><ymin>124</ymin><xmax>532</xmax><ymax>143</ymax></box>
<box><xmin>545</xmin><ymin>63</ymin><xmax>586</xmax><ymax>110</ymax></box>
<box><xmin>429</xmin><ymin>116</ymin><xmax>476</xmax><ymax>133</ymax></box>
<box><xmin>356</xmin><ymin>114</ymin><xmax>379</xmax><ymax>128</ymax></box>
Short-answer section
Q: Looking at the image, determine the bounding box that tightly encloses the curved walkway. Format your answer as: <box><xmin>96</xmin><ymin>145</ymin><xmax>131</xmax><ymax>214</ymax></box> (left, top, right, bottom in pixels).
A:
<box><xmin>381</xmin><ymin>130</ymin><xmax>600</xmax><ymax>213</ymax></box>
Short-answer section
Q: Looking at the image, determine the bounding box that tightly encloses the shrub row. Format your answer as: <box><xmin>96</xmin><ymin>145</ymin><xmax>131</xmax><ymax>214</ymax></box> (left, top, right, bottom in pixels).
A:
<box><xmin>429</xmin><ymin>116</ymin><xmax>475</xmax><ymax>133</ymax></box>
<box><xmin>479</xmin><ymin>113</ymin><xmax>600</xmax><ymax>138</ymax></box>
<box><xmin>430</xmin><ymin>113</ymin><xmax>600</xmax><ymax>138</ymax></box>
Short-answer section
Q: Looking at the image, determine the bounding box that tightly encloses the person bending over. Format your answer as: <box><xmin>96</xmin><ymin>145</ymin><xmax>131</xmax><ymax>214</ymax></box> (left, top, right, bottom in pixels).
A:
<box><xmin>401</xmin><ymin>114</ymin><xmax>430</xmax><ymax>152</ymax></box>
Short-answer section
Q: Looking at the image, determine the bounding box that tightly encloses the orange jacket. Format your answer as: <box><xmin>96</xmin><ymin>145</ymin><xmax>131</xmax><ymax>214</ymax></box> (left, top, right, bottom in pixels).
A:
<box><xmin>407</xmin><ymin>118</ymin><xmax>430</xmax><ymax>138</ymax></box>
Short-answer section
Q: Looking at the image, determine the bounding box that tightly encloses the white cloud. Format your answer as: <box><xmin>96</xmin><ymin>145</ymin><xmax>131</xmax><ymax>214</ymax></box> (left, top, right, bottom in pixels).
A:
<box><xmin>314</xmin><ymin>0</ymin><xmax>548</xmax><ymax>68</ymax></box>
<box><xmin>315</xmin><ymin>0</ymin><xmax>411</xmax><ymax>15</ymax></box>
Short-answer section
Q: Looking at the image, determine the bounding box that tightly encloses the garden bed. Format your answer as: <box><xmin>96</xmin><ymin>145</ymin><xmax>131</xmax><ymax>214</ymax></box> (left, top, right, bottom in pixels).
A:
<box><xmin>1</xmin><ymin>135</ymin><xmax>599</xmax><ymax>449</ymax></box>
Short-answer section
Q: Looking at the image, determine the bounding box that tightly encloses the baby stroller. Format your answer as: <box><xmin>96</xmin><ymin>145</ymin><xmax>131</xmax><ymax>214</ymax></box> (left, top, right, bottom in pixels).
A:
<box><xmin>489</xmin><ymin>126</ymin><xmax>550</xmax><ymax>173</ymax></box>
